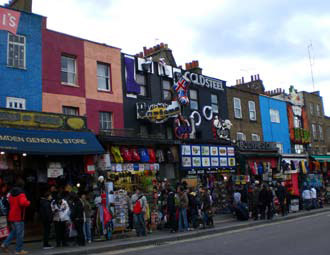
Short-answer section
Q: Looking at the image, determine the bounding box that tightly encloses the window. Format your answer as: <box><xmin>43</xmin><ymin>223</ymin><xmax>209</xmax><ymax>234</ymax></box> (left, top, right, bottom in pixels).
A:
<box><xmin>276</xmin><ymin>143</ymin><xmax>283</xmax><ymax>154</ymax></box>
<box><xmin>162</xmin><ymin>80</ymin><xmax>172</xmax><ymax>101</ymax></box>
<box><xmin>62</xmin><ymin>106</ymin><xmax>79</xmax><ymax>116</ymax></box>
<box><xmin>319</xmin><ymin>125</ymin><xmax>324</xmax><ymax>140</ymax></box>
<box><xmin>7</xmin><ymin>34</ymin><xmax>25</xmax><ymax>69</ymax></box>
<box><xmin>136</xmin><ymin>74</ymin><xmax>147</xmax><ymax>96</ymax></box>
<box><xmin>251</xmin><ymin>134</ymin><xmax>260</xmax><ymax>141</ymax></box>
<box><xmin>295</xmin><ymin>144</ymin><xmax>304</xmax><ymax>154</ymax></box>
<box><xmin>6</xmin><ymin>97</ymin><xmax>26</xmax><ymax>110</ymax></box>
<box><xmin>61</xmin><ymin>55</ymin><xmax>77</xmax><ymax>85</ymax></box>
<box><xmin>248</xmin><ymin>101</ymin><xmax>256</xmax><ymax>121</ymax></box>
<box><xmin>211</xmin><ymin>94</ymin><xmax>219</xmax><ymax>113</ymax></box>
<box><xmin>310</xmin><ymin>103</ymin><xmax>314</xmax><ymax>115</ymax></box>
<box><xmin>233</xmin><ymin>98</ymin><xmax>242</xmax><ymax>118</ymax></box>
<box><xmin>97</xmin><ymin>62</ymin><xmax>110</xmax><ymax>91</ymax></box>
<box><xmin>270</xmin><ymin>109</ymin><xmax>280</xmax><ymax>123</ymax></box>
<box><xmin>99</xmin><ymin>112</ymin><xmax>112</xmax><ymax>130</ymax></box>
<box><xmin>294</xmin><ymin>116</ymin><xmax>301</xmax><ymax>128</ymax></box>
<box><xmin>189</xmin><ymin>89</ymin><xmax>199</xmax><ymax>110</ymax></box>
<box><xmin>312</xmin><ymin>124</ymin><xmax>317</xmax><ymax>139</ymax></box>
<box><xmin>316</xmin><ymin>104</ymin><xmax>321</xmax><ymax>116</ymax></box>
<box><xmin>236</xmin><ymin>132</ymin><xmax>246</xmax><ymax>141</ymax></box>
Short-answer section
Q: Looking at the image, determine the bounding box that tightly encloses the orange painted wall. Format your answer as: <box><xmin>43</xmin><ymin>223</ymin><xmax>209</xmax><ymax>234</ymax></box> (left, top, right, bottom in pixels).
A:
<box><xmin>42</xmin><ymin>93</ymin><xmax>86</xmax><ymax>115</ymax></box>
<box><xmin>84</xmin><ymin>41</ymin><xmax>123</xmax><ymax>103</ymax></box>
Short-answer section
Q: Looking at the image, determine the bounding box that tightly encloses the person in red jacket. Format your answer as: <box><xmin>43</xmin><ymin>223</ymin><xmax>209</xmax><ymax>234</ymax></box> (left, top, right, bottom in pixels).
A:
<box><xmin>1</xmin><ymin>179</ymin><xmax>30</xmax><ymax>255</ymax></box>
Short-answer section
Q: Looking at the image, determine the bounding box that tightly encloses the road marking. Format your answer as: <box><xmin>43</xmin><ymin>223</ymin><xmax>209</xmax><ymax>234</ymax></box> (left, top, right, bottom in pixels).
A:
<box><xmin>98</xmin><ymin>211</ymin><xmax>329</xmax><ymax>255</ymax></box>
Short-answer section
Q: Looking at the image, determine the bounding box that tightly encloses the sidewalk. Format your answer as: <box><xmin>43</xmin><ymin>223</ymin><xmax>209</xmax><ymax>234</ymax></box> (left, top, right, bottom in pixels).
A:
<box><xmin>4</xmin><ymin>207</ymin><xmax>330</xmax><ymax>255</ymax></box>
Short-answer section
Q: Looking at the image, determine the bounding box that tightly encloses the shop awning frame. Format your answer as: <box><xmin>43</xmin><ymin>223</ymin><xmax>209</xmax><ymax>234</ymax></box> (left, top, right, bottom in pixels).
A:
<box><xmin>311</xmin><ymin>155</ymin><xmax>330</xmax><ymax>162</ymax></box>
<box><xmin>0</xmin><ymin>127</ymin><xmax>104</xmax><ymax>155</ymax></box>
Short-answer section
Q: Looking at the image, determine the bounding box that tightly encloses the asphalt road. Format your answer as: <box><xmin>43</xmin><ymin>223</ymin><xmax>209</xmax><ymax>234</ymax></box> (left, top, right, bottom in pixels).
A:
<box><xmin>99</xmin><ymin>211</ymin><xmax>330</xmax><ymax>255</ymax></box>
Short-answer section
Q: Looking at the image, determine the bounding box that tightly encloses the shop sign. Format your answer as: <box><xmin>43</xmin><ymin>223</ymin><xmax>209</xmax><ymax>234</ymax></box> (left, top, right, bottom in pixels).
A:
<box><xmin>0</xmin><ymin>108</ymin><xmax>87</xmax><ymax>131</ymax></box>
<box><xmin>183</xmin><ymin>71</ymin><xmax>224</xmax><ymax>91</ymax></box>
<box><xmin>47</xmin><ymin>162</ymin><xmax>63</xmax><ymax>178</ymax></box>
<box><xmin>181</xmin><ymin>144</ymin><xmax>236</xmax><ymax>169</ymax></box>
<box><xmin>0</xmin><ymin>7</ymin><xmax>20</xmax><ymax>35</ymax></box>
<box><xmin>136</xmin><ymin>101</ymin><xmax>180</xmax><ymax>123</ymax></box>
<box><xmin>237</xmin><ymin>141</ymin><xmax>277</xmax><ymax>151</ymax></box>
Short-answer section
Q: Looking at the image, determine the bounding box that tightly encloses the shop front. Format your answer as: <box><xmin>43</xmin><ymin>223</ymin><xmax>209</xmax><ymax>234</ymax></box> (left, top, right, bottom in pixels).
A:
<box><xmin>310</xmin><ymin>155</ymin><xmax>330</xmax><ymax>203</ymax></box>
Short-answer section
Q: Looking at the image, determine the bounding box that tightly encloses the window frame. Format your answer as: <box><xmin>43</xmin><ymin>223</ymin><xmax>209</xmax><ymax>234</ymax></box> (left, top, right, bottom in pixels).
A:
<box><xmin>162</xmin><ymin>79</ymin><xmax>172</xmax><ymax>102</ymax></box>
<box><xmin>310</xmin><ymin>103</ymin><xmax>314</xmax><ymax>115</ymax></box>
<box><xmin>189</xmin><ymin>89</ymin><xmax>199</xmax><ymax>110</ymax></box>
<box><xmin>62</xmin><ymin>106</ymin><xmax>79</xmax><ymax>116</ymax></box>
<box><xmin>61</xmin><ymin>55</ymin><xmax>78</xmax><ymax>86</ymax></box>
<box><xmin>312</xmin><ymin>123</ymin><xmax>317</xmax><ymax>140</ymax></box>
<box><xmin>319</xmin><ymin>125</ymin><xmax>324</xmax><ymax>140</ymax></box>
<box><xmin>276</xmin><ymin>143</ymin><xmax>283</xmax><ymax>154</ymax></box>
<box><xmin>248</xmin><ymin>101</ymin><xmax>256</xmax><ymax>121</ymax></box>
<box><xmin>233</xmin><ymin>97</ymin><xmax>242</xmax><ymax>119</ymax></box>
<box><xmin>211</xmin><ymin>94</ymin><xmax>219</xmax><ymax>114</ymax></box>
<box><xmin>270</xmin><ymin>109</ymin><xmax>280</xmax><ymax>123</ymax></box>
<box><xmin>97</xmin><ymin>62</ymin><xmax>111</xmax><ymax>92</ymax></box>
<box><xmin>7</xmin><ymin>34</ymin><xmax>26</xmax><ymax>69</ymax></box>
<box><xmin>251</xmin><ymin>133</ymin><xmax>260</xmax><ymax>141</ymax></box>
<box><xmin>236</xmin><ymin>132</ymin><xmax>246</xmax><ymax>141</ymax></box>
<box><xmin>316</xmin><ymin>104</ymin><xmax>321</xmax><ymax>116</ymax></box>
<box><xmin>99</xmin><ymin>112</ymin><xmax>113</xmax><ymax>131</ymax></box>
<box><xmin>136</xmin><ymin>73</ymin><xmax>148</xmax><ymax>97</ymax></box>
<box><xmin>6</xmin><ymin>97</ymin><xmax>26</xmax><ymax>110</ymax></box>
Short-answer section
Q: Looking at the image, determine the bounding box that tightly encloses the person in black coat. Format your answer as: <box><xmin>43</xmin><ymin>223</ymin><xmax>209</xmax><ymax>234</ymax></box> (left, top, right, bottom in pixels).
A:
<box><xmin>166</xmin><ymin>188</ymin><xmax>177</xmax><ymax>233</ymax></box>
<box><xmin>259</xmin><ymin>185</ymin><xmax>273</xmax><ymax>220</ymax></box>
<box><xmin>276</xmin><ymin>182</ymin><xmax>287</xmax><ymax>216</ymax></box>
<box><xmin>70</xmin><ymin>194</ymin><xmax>85</xmax><ymax>246</ymax></box>
<box><xmin>39</xmin><ymin>191</ymin><xmax>53</xmax><ymax>249</ymax></box>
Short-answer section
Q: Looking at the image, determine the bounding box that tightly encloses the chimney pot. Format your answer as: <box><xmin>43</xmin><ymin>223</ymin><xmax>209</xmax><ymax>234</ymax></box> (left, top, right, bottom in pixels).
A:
<box><xmin>196</xmin><ymin>60</ymin><xmax>199</xmax><ymax>67</ymax></box>
<box><xmin>242</xmin><ymin>77</ymin><xmax>244</xmax><ymax>83</ymax></box>
<box><xmin>160</xmin><ymin>42</ymin><xmax>164</xmax><ymax>48</ymax></box>
<box><xmin>251</xmin><ymin>75</ymin><xmax>254</xmax><ymax>81</ymax></box>
<box><xmin>165</xmin><ymin>44</ymin><xmax>168</xmax><ymax>49</ymax></box>
<box><xmin>257</xmin><ymin>74</ymin><xmax>260</xmax><ymax>80</ymax></box>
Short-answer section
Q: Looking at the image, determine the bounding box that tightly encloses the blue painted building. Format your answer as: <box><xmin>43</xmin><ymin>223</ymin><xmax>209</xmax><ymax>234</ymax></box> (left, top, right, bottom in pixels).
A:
<box><xmin>259</xmin><ymin>95</ymin><xmax>291</xmax><ymax>154</ymax></box>
<box><xmin>0</xmin><ymin>9</ymin><xmax>43</xmax><ymax>111</ymax></box>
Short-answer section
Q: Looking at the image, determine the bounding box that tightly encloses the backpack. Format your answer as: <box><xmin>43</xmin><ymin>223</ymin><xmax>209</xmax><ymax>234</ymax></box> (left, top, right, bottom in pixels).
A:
<box><xmin>133</xmin><ymin>196</ymin><xmax>143</xmax><ymax>214</ymax></box>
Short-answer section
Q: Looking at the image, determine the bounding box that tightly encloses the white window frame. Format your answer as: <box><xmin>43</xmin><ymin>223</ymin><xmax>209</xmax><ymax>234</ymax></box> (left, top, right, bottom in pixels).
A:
<box><xmin>61</xmin><ymin>55</ymin><xmax>77</xmax><ymax>86</ymax></box>
<box><xmin>233</xmin><ymin>97</ymin><xmax>242</xmax><ymax>118</ymax></box>
<box><xmin>316</xmin><ymin>104</ymin><xmax>321</xmax><ymax>116</ymax></box>
<box><xmin>248</xmin><ymin>101</ymin><xmax>256</xmax><ymax>121</ymax></box>
<box><xmin>294</xmin><ymin>144</ymin><xmax>304</xmax><ymax>154</ymax></box>
<box><xmin>6</xmin><ymin>97</ymin><xmax>26</xmax><ymax>110</ymax></box>
<box><xmin>276</xmin><ymin>143</ymin><xmax>283</xmax><ymax>154</ymax></box>
<box><xmin>136</xmin><ymin>73</ymin><xmax>147</xmax><ymax>97</ymax></box>
<box><xmin>189</xmin><ymin>89</ymin><xmax>199</xmax><ymax>110</ymax></box>
<box><xmin>236</xmin><ymin>132</ymin><xmax>246</xmax><ymax>141</ymax></box>
<box><xmin>99</xmin><ymin>112</ymin><xmax>113</xmax><ymax>130</ymax></box>
<box><xmin>319</xmin><ymin>125</ymin><xmax>323</xmax><ymax>140</ymax></box>
<box><xmin>62</xmin><ymin>106</ymin><xmax>79</xmax><ymax>116</ymax></box>
<box><xmin>97</xmin><ymin>62</ymin><xmax>111</xmax><ymax>91</ymax></box>
<box><xmin>310</xmin><ymin>103</ymin><xmax>314</xmax><ymax>115</ymax></box>
<box><xmin>312</xmin><ymin>123</ymin><xmax>317</xmax><ymax>139</ymax></box>
<box><xmin>270</xmin><ymin>109</ymin><xmax>280</xmax><ymax>123</ymax></box>
<box><xmin>162</xmin><ymin>80</ymin><xmax>172</xmax><ymax>101</ymax></box>
<box><xmin>211</xmin><ymin>94</ymin><xmax>219</xmax><ymax>114</ymax></box>
<box><xmin>7</xmin><ymin>34</ymin><xmax>26</xmax><ymax>69</ymax></box>
<box><xmin>251</xmin><ymin>134</ymin><xmax>260</xmax><ymax>141</ymax></box>
<box><xmin>294</xmin><ymin>116</ymin><xmax>301</xmax><ymax>128</ymax></box>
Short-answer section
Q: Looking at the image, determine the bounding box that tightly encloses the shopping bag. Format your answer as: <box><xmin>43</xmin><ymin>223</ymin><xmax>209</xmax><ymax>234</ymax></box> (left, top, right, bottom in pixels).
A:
<box><xmin>67</xmin><ymin>222</ymin><xmax>77</xmax><ymax>238</ymax></box>
<box><xmin>0</xmin><ymin>216</ymin><xmax>9</xmax><ymax>239</ymax></box>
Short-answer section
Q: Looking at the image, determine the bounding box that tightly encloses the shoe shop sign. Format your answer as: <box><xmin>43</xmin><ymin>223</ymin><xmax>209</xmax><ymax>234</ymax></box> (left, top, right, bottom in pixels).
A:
<box><xmin>0</xmin><ymin>7</ymin><xmax>20</xmax><ymax>35</ymax></box>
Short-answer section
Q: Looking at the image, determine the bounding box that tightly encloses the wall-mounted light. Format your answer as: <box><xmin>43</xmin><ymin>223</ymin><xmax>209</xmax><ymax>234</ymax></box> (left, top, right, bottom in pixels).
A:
<box><xmin>22</xmin><ymin>153</ymin><xmax>27</xmax><ymax>157</ymax></box>
<box><xmin>0</xmin><ymin>152</ymin><xmax>5</xmax><ymax>155</ymax></box>
<box><xmin>76</xmin><ymin>183</ymin><xmax>80</xmax><ymax>188</ymax></box>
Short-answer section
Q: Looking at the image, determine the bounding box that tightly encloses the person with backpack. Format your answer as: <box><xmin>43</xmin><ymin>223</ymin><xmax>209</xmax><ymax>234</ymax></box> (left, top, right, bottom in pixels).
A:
<box><xmin>130</xmin><ymin>188</ymin><xmax>147</xmax><ymax>237</ymax></box>
<box><xmin>1</xmin><ymin>179</ymin><xmax>30</xmax><ymax>255</ymax></box>
<box><xmin>39</xmin><ymin>191</ymin><xmax>53</xmax><ymax>249</ymax></box>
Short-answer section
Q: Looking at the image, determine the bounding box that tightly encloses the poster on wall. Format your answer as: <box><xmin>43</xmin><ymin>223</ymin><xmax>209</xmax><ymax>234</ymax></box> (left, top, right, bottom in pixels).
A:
<box><xmin>47</xmin><ymin>162</ymin><xmax>63</xmax><ymax>178</ymax></box>
<box><xmin>211</xmin><ymin>157</ymin><xmax>219</xmax><ymax>167</ymax></box>
<box><xmin>227</xmin><ymin>147</ymin><xmax>235</xmax><ymax>156</ymax></box>
<box><xmin>192</xmin><ymin>146</ymin><xmax>201</xmax><ymax>156</ymax></box>
<box><xmin>181</xmin><ymin>145</ymin><xmax>191</xmax><ymax>156</ymax></box>
<box><xmin>202</xmin><ymin>146</ymin><xmax>210</xmax><ymax>156</ymax></box>
<box><xmin>210</xmin><ymin>146</ymin><xmax>218</xmax><ymax>156</ymax></box>
<box><xmin>182</xmin><ymin>157</ymin><xmax>192</xmax><ymax>167</ymax></box>
<box><xmin>220</xmin><ymin>158</ymin><xmax>228</xmax><ymax>167</ymax></box>
<box><xmin>192</xmin><ymin>157</ymin><xmax>201</xmax><ymax>167</ymax></box>
<box><xmin>202</xmin><ymin>157</ymin><xmax>210</xmax><ymax>167</ymax></box>
<box><xmin>219</xmin><ymin>147</ymin><xmax>227</xmax><ymax>156</ymax></box>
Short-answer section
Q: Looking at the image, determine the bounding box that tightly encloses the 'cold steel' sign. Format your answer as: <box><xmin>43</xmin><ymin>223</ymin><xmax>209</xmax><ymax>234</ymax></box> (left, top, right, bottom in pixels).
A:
<box><xmin>0</xmin><ymin>7</ymin><xmax>20</xmax><ymax>35</ymax></box>
<box><xmin>183</xmin><ymin>71</ymin><xmax>224</xmax><ymax>91</ymax></box>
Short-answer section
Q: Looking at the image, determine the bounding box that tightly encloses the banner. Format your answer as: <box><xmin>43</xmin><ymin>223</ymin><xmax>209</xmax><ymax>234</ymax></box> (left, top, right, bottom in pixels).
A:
<box><xmin>0</xmin><ymin>7</ymin><xmax>21</xmax><ymax>35</ymax></box>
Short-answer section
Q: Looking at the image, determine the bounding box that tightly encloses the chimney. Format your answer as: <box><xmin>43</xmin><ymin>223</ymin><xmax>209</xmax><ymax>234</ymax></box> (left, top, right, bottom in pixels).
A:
<box><xmin>242</xmin><ymin>77</ymin><xmax>244</xmax><ymax>84</ymax></box>
<box><xmin>257</xmin><ymin>74</ymin><xmax>260</xmax><ymax>80</ymax></box>
<box><xmin>6</xmin><ymin>0</ymin><xmax>32</xmax><ymax>12</ymax></box>
<box><xmin>185</xmin><ymin>60</ymin><xmax>202</xmax><ymax>74</ymax></box>
<box><xmin>251</xmin><ymin>75</ymin><xmax>254</xmax><ymax>81</ymax></box>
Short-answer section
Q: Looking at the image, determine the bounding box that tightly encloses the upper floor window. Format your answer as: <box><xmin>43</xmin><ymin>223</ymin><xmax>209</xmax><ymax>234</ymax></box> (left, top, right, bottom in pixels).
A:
<box><xmin>236</xmin><ymin>132</ymin><xmax>246</xmax><ymax>141</ymax></box>
<box><xmin>99</xmin><ymin>112</ymin><xmax>113</xmax><ymax>130</ymax></box>
<box><xmin>248</xmin><ymin>101</ymin><xmax>256</xmax><ymax>121</ymax></box>
<box><xmin>97</xmin><ymin>62</ymin><xmax>111</xmax><ymax>91</ymax></box>
<box><xmin>276</xmin><ymin>143</ymin><xmax>283</xmax><ymax>154</ymax></box>
<box><xmin>162</xmin><ymin>80</ymin><xmax>172</xmax><ymax>101</ymax></box>
<box><xmin>294</xmin><ymin>116</ymin><xmax>302</xmax><ymax>128</ymax></box>
<box><xmin>251</xmin><ymin>134</ymin><xmax>260</xmax><ymax>141</ymax></box>
<box><xmin>62</xmin><ymin>106</ymin><xmax>79</xmax><ymax>116</ymax></box>
<box><xmin>270</xmin><ymin>109</ymin><xmax>280</xmax><ymax>123</ymax></box>
<box><xmin>189</xmin><ymin>89</ymin><xmax>199</xmax><ymax>110</ymax></box>
<box><xmin>6</xmin><ymin>97</ymin><xmax>26</xmax><ymax>110</ymax></box>
<box><xmin>319</xmin><ymin>125</ymin><xmax>324</xmax><ymax>140</ymax></box>
<box><xmin>294</xmin><ymin>144</ymin><xmax>304</xmax><ymax>154</ymax></box>
<box><xmin>7</xmin><ymin>34</ymin><xmax>25</xmax><ymax>69</ymax></box>
<box><xmin>310</xmin><ymin>103</ymin><xmax>314</xmax><ymax>115</ymax></box>
<box><xmin>316</xmin><ymin>104</ymin><xmax>321</xmax><ymax>116</ymax></box>
<box><xmin>211</xmin><ymin>94</ymin><xmax>219</xmax><ymax>113</ymax></box>
<box><xmin>136</xmin><ymin>74</ymin><xmax>147</xmax><ymax>97</ymax></box>
<box><xmin>233</xmin><ymin>97</ymin><xmax>242</xmax><ymax>118</ymax></box>
<box><xmin>61</xmin><ymin>55</ymin><xmax>77</xmax><ymax>85</ymax></box>
<box><xmin>312</xmin><ymin>123</ymin><xmax>317</xmax><ymax>139</ymax></box>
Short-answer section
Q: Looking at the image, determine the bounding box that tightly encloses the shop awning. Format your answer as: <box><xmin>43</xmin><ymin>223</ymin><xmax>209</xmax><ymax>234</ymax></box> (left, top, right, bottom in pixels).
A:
<box><xmin>0</xmin><ymin>127</ymin><xmax>104</xmax><ymax>155</ymax></box>
<box><xmin>311</xmin><ymin>155</ymin><xmax>330</xmax><ymax>162</ymax></box>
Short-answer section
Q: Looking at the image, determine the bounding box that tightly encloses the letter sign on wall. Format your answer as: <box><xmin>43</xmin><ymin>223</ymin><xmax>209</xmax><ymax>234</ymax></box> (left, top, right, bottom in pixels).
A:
<box><xmin>0</xmin><ymin>7</ymin><xmax>21</xmax><ymax>35</ymax></box>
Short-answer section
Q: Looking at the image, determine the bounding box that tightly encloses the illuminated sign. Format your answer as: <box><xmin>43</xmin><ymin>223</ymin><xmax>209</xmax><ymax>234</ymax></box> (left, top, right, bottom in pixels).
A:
<box><xmin>0</xmin><ymin>7</ymin><xmax>20</xmax><ymax>35</ymax></box>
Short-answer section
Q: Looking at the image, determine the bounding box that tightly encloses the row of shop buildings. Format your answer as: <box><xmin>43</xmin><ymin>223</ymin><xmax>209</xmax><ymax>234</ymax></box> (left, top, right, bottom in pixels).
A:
<box><xmin>0</xmin><ymin>0</ymin><xmax>329</xmax><ymax>235</ymax></box>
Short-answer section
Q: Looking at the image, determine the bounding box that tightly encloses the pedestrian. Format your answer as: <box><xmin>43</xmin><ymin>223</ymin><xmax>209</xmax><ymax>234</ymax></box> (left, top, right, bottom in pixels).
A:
<box><xmin>310</xmin><ymin>186</ymin><xmax>317</xmax><ymax>209</ymax></box>
<box><xmin>71</xmin><ymin>194</ymin><xmax>85</xmax><ymax>246</ymax></box>
<box><xmin>302</xmin><ymin>186</ymin><xmax>312</xmax><ymax>211</ymax></box>
<box><xmin>177</xmin><ymin>186</ymin><xmax>189</xmax><ymax>232</ymax></box>
<box><xmin>276</xmin><ymin>182</ymin><xmax>287</xmax><ymax>216</ymax></box>
<box><xmin>259</xmin><ymin>185</ymin><xmax>273</xmax><ymax>220</ymax></box>
<box><xmin>166</xmin><ymin>188</ymin><xmax>177</xmax><ymax>233</ymax></box>
<box><xmin>233</xmin><ymin>188</ymin><xmax>241</xmax><ymax>207</ymax></box>
<box><xmin>131</xmin><ymin>187</ymin><xmax>147</xmax><ymax>237</ymax></box>
<box><xmin>251</xmin><ymin>185</ymin><xmax>260</xmax><ymax>220</ymax></box>
<box><xmin>187</xmin><ymin>188</ymin><xmax>198</xmax><ymax>229</ymax></box>
<box><xmin>39</xmin><ymin>191</ymin><xmax>54</xmax><ymax>249</ymax></box>
<box><xmin>81</xmin><ymin>193</ymin><xmax>92</xmax><ymax>244</ymax></box>
<box><xmin>51</xmin><ymin>196</ymin><xmax>70</xmax><ymax>247</ymax></box>
<box><xmin>200</xmin><ymin>187</ymin><xmax>213</xmax><ymax>228</ymax></box>
<box><xmin>1</xmin><ymin>179</ymin><xmax>31</xmax><ymax>255</ymax></box>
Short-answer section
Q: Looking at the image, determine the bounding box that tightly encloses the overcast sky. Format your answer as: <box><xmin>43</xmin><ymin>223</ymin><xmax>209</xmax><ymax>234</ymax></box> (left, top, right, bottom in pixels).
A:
<box><xmin>2</xmin><ymin>0</ymin><xmax>329</xmax><ymax>114</ymax></box>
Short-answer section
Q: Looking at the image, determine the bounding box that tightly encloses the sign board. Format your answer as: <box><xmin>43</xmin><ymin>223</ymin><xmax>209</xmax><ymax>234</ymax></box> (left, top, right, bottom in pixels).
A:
<box><xmin>237</xmin><ymin>141</ymin><xmax>278</xmax><ymax>151</ymax></box>
<box><xmin>136</xmin><ymin>101</ymin><xmax>180</xmax><ymax>123</ymax></box>
<box><xmin>183</xmin><ymin>71</ymin><xmax>224</xmax><ymax>91</ymax></box>
<box><xmin>0</xmin><ymin>7</ymin><xmax>20</xmax><ymax>35</ymax></box>
<box><xmin>47</xmin><ymin>162</ymin><xmax>63</xmax><ymax>178</ymax></box>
